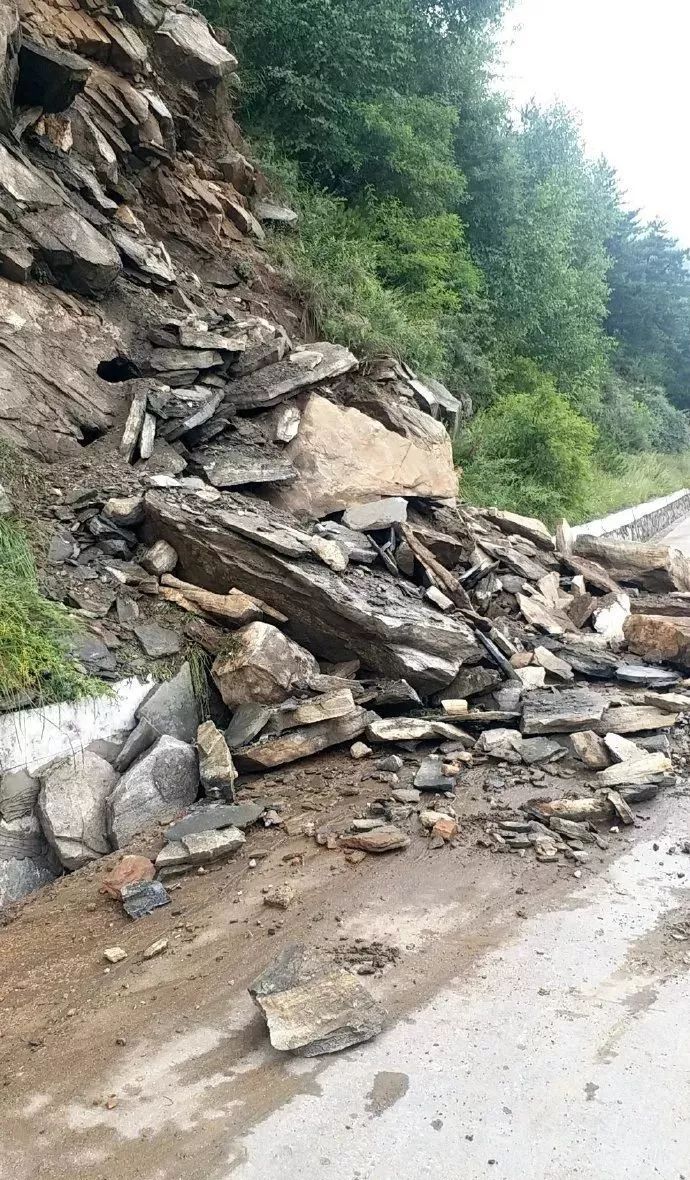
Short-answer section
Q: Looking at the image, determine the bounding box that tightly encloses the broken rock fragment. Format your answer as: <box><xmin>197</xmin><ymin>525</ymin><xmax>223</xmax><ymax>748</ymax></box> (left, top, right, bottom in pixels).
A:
<box><xmin>196</xmin><ymin>721</ymin><xmax>237</xmax><ymax>800</ymax></box>
<box><xmin>340</xmin><ymin>826</ymin><xmax>410</xmax><ymax>853</ymax></box>
<box><xmin>155</xmin><ymin>826</ymin><xmax>245</xmax><ymax>869</ymax></box>
<box><xmin>212</xmin><ymin>621</ymin><xmax>319</xmax><ymax>707</ymax></box>
<box><xmin>38</xmin><ymin>752</ymin><xmax>116</xmax><ymax>870</ymax></box>
<box><xmin>250</xmin><ymin>945</ymin><xmax>385</xmax><ymax>1055</ymax></box>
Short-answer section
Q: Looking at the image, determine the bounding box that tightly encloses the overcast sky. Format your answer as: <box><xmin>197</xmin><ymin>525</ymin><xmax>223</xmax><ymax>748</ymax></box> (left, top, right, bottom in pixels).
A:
<box><xmin>501</xmin><ymin>0</ymin><xmax>690</xmax><ymax>245</ymax></box>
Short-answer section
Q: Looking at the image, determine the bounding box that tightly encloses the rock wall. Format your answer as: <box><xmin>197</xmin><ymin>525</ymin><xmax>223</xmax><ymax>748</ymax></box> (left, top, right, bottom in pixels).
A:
<box><xmin>572</xmin><ymin>489</ymin><xmax>690</xmax><ymax>544</ymax></box>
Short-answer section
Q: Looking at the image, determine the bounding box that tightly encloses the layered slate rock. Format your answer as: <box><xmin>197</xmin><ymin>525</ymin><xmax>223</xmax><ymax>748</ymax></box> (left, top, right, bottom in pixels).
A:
<box><xmin>145</xmin><ymin>491</ymin><xmax>483</xmax><ymax>693</ymax></box>
<box><xmin>115</xmin><ymin>662</ymin><xmax>199</xmax><ymax>770</ymax></box>
<box><xmin>108</xmin><ymin>735</ymin><xmax>198</xmax><ymax>847</ymax></box>
<box><xmin>38</xmin><ymin>751</ymin><xmax>117</xmax><ymax>869</ymax></box>
<box><xmin>154</xmin><ymin>9</ymin><xmax>238</xmax><ymax>82</ymax></box>
<box><xmin>20</xmin><ymin>206</ymin><xmax>122</xmax><ymax>297</ymax></box>
<box><xmin>0</xmin><ymin>817</ymin><xmax>60</xmax><ymax>906</ymax></box>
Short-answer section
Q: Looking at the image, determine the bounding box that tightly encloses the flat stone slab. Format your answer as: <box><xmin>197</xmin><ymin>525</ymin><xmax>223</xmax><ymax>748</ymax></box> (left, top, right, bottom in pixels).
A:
<box><xmin>121</xmin><ymin>879</ymin><xmax>170</xmax><ymax>919</ymax></box>
<box><xmin>166</xmin><ymin>801</ymin><xmax>265</xmax><ymax>841</ymax></box>
<box><xmin>134</xmin><ymin>622</ymin><xmax>182</xmax><ymax>657</ymax></box>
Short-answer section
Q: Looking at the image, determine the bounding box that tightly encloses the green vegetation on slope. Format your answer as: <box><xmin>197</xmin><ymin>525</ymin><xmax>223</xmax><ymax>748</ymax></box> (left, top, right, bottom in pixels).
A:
<box><xmin>203</xmin><ymin>0</ymin><xmax>690</xmax><ymax>522</ymax></box>
<box><xmin>0</xmin><ymin>519</ymin><xmax>104</xmax><ymax>709</ymax></box>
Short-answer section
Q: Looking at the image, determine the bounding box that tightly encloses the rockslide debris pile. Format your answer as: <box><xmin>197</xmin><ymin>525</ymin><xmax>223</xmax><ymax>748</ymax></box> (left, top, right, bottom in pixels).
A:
<box><xmin>2</xmin><ymin>0</ymin><xmax>690</xmax><ymax>928</ymax></box>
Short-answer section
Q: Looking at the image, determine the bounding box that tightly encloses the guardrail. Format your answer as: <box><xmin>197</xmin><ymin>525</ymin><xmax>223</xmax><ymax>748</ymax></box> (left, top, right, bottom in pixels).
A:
<box><xmin>572</xmin><ymin>488</ymin><xmax>690</xmax><ymax>543</ymax></box>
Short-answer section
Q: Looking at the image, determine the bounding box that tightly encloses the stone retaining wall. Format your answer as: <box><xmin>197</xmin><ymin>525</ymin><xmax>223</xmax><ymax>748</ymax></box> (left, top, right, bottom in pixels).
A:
<box><xmin>572</xmin><ymin>489</ymin><xmax>690</xmax><ymax>543</ymax></box>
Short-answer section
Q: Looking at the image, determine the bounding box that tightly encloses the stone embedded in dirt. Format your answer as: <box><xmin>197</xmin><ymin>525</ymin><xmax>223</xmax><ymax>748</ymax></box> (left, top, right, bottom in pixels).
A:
<box><xmin>108</xmin><ymin>735</ymin><xmax>198</xmax><ymax>848</ymax></box>
<box><xmin>251</xmin><ymin>957</ymin><xmax>384</xmax><ymax>1055</ymax></box>
<box><xmin>115</xmin><ymin>663</ymin><xmax>199</xmax><ymax>771</ymax></box>
<box><xmin>196</xmin><ymin>721</ymin><xmax>237</xmax><ymax>801</ymax></box>
<box><xmin>133</xmin><ymin>621</ymin><xmax>182</xmax><ymax>658</ymax></box>
<box><xmin>0</xmin><ymin>769</ymin><xmax>39</xmax><ymax>822</ymax></box>
<box><xmin>154</xmin><ymin>8</ymin><xmax>237</xmax><ymax>80</ymax></box>
<box><xmin>141</xmin><ymin>538</ymin><xmax>178</xmax><ymax>576</ymax></box>
<box><xmin>212</xmin><ymin>621</ymin><xmax>320</xmax><ymax>707</ymax></box>
<box><xmin>165</xmin><ymin>801</ymin><xmax>264</xmax><ymax>842</ymax></box>
<box><xmin>340</xmin><ymin>825</ymin><xmax>410</xmax><ymax>854</ymax></box>
<box><xmin>269</xmin><ymin>393</ymin><xmax>455</xmax><ymax>518</ymax></box>
<box><xmin>263</xmin><ymin>883</ymin><xmax>295</xmax><ymax>909</ymax></box>
<box><xmin>99</xmin><ymin>854</ymin><xmax>156</xmax><ymax>899</ymax></box>
<box><xmin>520</xmin><ymin>737</ymin><xmax>564</xmax><ymax>765</ymax></box>
<box><xmin>521</xmin><ymin>688</ymin><xmax>607</xmax><ymax>735</ymax></box>
<box><xmin>156</xmin><ymin>826</ymin><xmax>245</xmax><ymax>868</ymax></box>
<box><xmin>142</xmin><ymin>936</ymin><xmax>169</xmax><ymax>959</ymax></box>
<box><xmin>122</xmin><ymin>880</ymin><xmax>170</xmax><ymax>919</ymax></box>
<box><xmin>419</xmin><ymin>809</ymin><xmax>452</xmax><ymax>830</ymax></box>
<box><xmin>342</xmin><ymin>497</ymin><xmax>408</xmax><ymax>533</ymax></box>
<box><xmin>116</xmin><ymin>595</ymin><xmax>140</xmax><ymax>628</ymax></box>
<box><xmin>47</xmin><ymin>530</ymin><xmax>74</xmax><ymax>563</ymax></box>
<box><xmin>236</xmin><ymin>707</ymin><xmax>374</xmax><ymax>771</ymax></box>
<box><xmin>103</xmin><ymin>946</ymin><xmax>127</xmax><ymax>964</ymax></box>
<box><xmin>377</xmin><ymin>754</ymin><xmax>403</xmax><ymax>773</ymax></box>
<box><xmin>38</xmin><ymin>752</ymin><xmax>117</xmax><ymax>870</ymax></box>
<box><xmin>414</xmin><ymin>756</ymin><xmax>456</xmax><ymax>792</ymax></box>
<box><xmin>432</xmin><ymin>816</ymin><xmax>458</xmax><ymax>842</ymax></box>
<box><xmin>103</xmin><ymin>496</ymin><xmax>144</xmax><ymax>528</ymax></box>
<box><xmin>392</xmin><ymin>787</ymin><xmax>420</xmax><ymax>804</ymax></box>
<box><xmin>350</xmin><ymin>742</ymin><xmax>372</xmax><ymax>760</ymax></box>
<box><xmin>66</xmin><ymin>577</ymin><xmax>117</xmax><ymax>618</ymax></box>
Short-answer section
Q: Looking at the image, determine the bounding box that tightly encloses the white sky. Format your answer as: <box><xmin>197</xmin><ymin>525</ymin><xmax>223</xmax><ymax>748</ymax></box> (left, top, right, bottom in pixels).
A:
<box><xmin>501</xmin><ymin>0</ymin><xmax>690</xmax><ymax>244</ymax></box>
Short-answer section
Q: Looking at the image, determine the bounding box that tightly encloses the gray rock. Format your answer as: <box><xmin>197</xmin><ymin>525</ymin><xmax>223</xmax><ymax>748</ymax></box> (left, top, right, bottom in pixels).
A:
<box><xmin>190</xmin><ymin>440</ymin><xmax>298</xmax><ymax>489</ymax></box>
<box><xmin>141</xmin><ymin>539</ymin><xmax>178</xmax><ymax>575</ymax></box>
<box><xmin>520</xmin><ymin>737</ymin><xmax>564</xmax><ymax>765</ymax></box>
<box><xmin>166</xmin><ymin>800</ymin><xmax>264</xmax><ymax>842</ymax></box>
<box><xmin>212</xmin><ymin>621</ymin><xmax>320</xmax><ymax>707</ymax></box>
<box><xmin>0</xmin><ymin>855</ymin><xmax>59</xmax><ymax>908</ymax></box>
<box><xmin>155</xmin><ymin>826</ymin><xmax>245</xmax><ymax>868</ymax></box>
<box><xmin>38</xmin><ymin>752</ymin><xmax>116</xmax><ymax>869</ymax></box>
<box><xmin>71</xmin><ymin>632</ymin><xmax>117</xmax><ymax>675</ymax></box>
<box><xmin>48</xmin><ymin>530</ymin><xmax>74</xmax><ymax>563</ymax></box>
<box><xmin>154</xmin><ymin>9</ymin><xmax>237</xmax><ymax>81</ymax></box>
<box><xmin>391</xmin><ymin>787</ymin><xmax>420</xmax><ymax>804</ymax></box>
<box><xmin>253</xmin><ymin>199</ymin><xmax>298</xmax><ymax>228</ymax></box>
<box><xmin>414</xmin><ymin>756</ymin><xmax>456</xmax><ymax>792</ymax></box>
<box><xmin>441</xmin><ymin>666</ymin><xmax>502</xmax><ymax>701</ymax></box>
<box><xmin>115</xmin><ymin>663</ymin><xmax>200</xmax><ymax>770</ymax></box>
<box><xmin>0</xmin><ymin>769</ymin><xmax>39</xmax><ymax>821</ymax></box>
<box><xmin>225</xmin><ymin>703</ymin><xmax>273</xmax><ymax>750</ymax></box>
<box><xmin>121</xmin><ymin>879</ymin><xmax>170</xmax><ymax>919</ymax></box>
<box><xmin>342</xmin><ymin>497</ymin><xmax>407</xmax><ymax>532</ymax></box>
<box><xmin>376</xmin><ymin>755</ymin><xmax>403</xmax><ymax>773</ymax></box>
<box><xmin>196</xmin><ymin>721</ymin><xmax>236</xmax><ymax>800</ymax></box>
<box><xmin>0</xmin><ymin>814</ymin><xmax>52</xmax><ymax>860</ymax></box>
<box><xmin>0</xmin><ymin>482</ymin><xmax>10</xmax><ymax>516</ymax></box>
<box><xmin>133</xmin><ymin>621</ymin><xmax>182</xmax><ymax>658</ymax></box>
<box><xmin>107</xmin><ymin>735</ymin><xmax>198</xmax><ymax>848</ymax></box>
<box><xmin>20</xmin><ymin>205</ymin><xmax>121</xmax><ymax>298</ymax></box>
<box><xmin>0</xmin><ymin>3</ymin><xmax>19</xmax><ymax>132</ymax></box>
<box><xmin>313</xmin><ymin>520</ymin><xmax>375</xmax><ymax>564</ymax></box>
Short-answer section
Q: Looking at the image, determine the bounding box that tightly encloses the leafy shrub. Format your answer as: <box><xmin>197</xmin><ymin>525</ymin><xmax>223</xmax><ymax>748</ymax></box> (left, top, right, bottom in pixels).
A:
<box><xmin>457</xmin><ymin>363</ymin><xmax>597</xmax><ymax>523</ymax></box>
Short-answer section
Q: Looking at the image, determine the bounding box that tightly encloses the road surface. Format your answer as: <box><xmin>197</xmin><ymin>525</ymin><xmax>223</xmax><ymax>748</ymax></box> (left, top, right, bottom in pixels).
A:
<box><xmin>659</xmin><ymin>515</ymin><xmax>690</xmax><ymax>554</ymax></box>
<box><xmin>3</xmin><ymin>788</ymin><xmax>690</xmax><ymax>1180</ymax></box>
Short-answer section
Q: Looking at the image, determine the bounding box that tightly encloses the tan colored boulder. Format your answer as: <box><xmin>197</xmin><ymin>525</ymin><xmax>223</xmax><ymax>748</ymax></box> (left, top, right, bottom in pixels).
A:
<box><xmin>269</xmin><ymin>393</ymin><xmax>456</xmax><ymax>518</ymax></box>
<box><xmin>624</xmin><ymin>613</ymin><xmax>690</xmax><ymax>669</ymax></box>
<box><xmin>212</xmin><ymin>621</ymin><xmax>319</xmax><ymax>706</ymax></box>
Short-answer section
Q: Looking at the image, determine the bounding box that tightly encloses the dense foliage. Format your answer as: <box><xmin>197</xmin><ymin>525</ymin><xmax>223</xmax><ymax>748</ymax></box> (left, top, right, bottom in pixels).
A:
<box><xmin>204</xmin><ymin>0</ymin><xmax>690</xmax><ymax>522</ymax></box>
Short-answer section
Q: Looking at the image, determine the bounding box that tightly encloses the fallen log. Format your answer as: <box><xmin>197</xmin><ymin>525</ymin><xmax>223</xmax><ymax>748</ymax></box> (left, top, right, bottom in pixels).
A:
<box><xmin>526</xmin><ymin>783</ymin><xmax>662</xmax><ymax>824</ymax></box>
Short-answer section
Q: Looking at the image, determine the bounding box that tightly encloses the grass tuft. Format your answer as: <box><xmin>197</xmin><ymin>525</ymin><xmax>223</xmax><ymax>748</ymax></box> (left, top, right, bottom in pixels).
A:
<box><xmin>0</xmin><ymin>519</ymin><xmax>107</xmax><ymax>710</ymax></box>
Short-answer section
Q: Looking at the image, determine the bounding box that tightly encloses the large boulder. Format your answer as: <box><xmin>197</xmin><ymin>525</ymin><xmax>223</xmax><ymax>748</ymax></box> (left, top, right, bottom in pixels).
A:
<box><xmin>269</xmin><ymin>393</ymin><xmax>456</xmax><ymax>518</ymax></box>
<box><xmin>212</xmin><ymin>622</ymin><xmax>320</xmax><ymax>707</ymax></box>
<box><xmin>154</xmin><ymin>10</ymin><xmax>237</xmax><ymax>82</ymax></box>
<box><xmin>20</xmin><ymin>206</ymin><xmax>122</xmax><ymax>298</ymax></box>
<box><xmin>107</xmin><ymin>735</ymin><xmax>198</xmax><ymax>848</ymax></box>
<box><xmin>0</xmin><ymin>815</ymin><xmax>60</xmax><ymax>906</ymax></box>
<box><xmin>624</xmin><ymin>613</ymin><xmax>690</xmax><ymax>670</ymax></box>
<box><xmin>37</xmin><ymin>752</ymin><xmax>117</xmax><ymax>869</ymax></box>
<box><xmin>115</xmin><ymin>662</ymin><xmax>200</xmax><ymax>771</ymax></box>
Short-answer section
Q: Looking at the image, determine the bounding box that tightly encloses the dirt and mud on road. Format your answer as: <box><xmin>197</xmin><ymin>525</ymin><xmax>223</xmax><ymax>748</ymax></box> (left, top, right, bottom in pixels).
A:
<box><xmin>2</xmin><ymin>741</ymin><xmax>690</xmax><ymax>1180</ymax></box>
